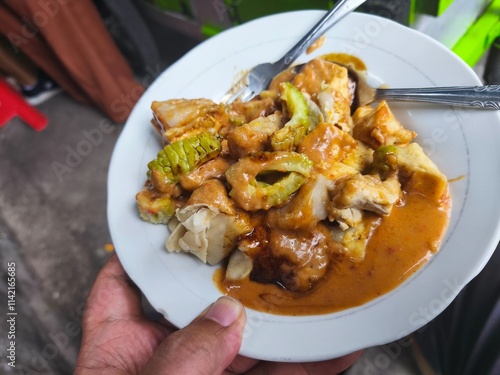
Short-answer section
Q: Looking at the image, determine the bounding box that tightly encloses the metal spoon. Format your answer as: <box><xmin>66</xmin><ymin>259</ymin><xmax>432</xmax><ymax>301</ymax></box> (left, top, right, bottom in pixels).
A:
<box><xmin>357</xmin><ymin>83</ymin><xmax>500</xmax><ymax>109</ymax></box>
<box><xmin>336</xmin><ymin>61</ymin><xmax>500</xmax><ymax>110</ymax></box>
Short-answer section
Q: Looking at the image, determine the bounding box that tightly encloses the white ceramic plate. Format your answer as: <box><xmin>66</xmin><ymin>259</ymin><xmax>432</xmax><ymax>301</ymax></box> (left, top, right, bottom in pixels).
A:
<box><xmin>108</xmin><ymin>11</ymin><xmax>500</xmax><ymax>362</ymax></box>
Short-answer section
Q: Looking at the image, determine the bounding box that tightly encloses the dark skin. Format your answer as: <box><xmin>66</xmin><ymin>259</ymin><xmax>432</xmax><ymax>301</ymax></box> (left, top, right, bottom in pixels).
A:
<box><xmin>75</xmin><ymin>255</ymin><xmax>362</xmax><ymax>374</ymax></box>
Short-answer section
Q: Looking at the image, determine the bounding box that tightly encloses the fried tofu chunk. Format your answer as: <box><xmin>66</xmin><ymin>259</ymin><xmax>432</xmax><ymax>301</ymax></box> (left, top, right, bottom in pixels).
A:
<box><xmin>226</xmin><ymin>113</ymin><xmax>282</xmax><ymax>158</ymax></box>
<box><xmin>299</xmin><ymin>122</ymin><xmax>373</xmax><ymax>178</ymax></box>
<box><xmin>330</xmin><ymin>215</ymin><xmax>381</xmax><ymax>262</ymax></box>
<box><xmin>228</xmin><ymin>97</ymin><xmax>277</xmax><ymax>124</ymax></box>
<box><xmin>152</xmin><ymin>98</ymin><xmax>230</xmax><ymax>143</ymax></box>
<box><xmin>293</xmin><ymin>58</ymin><xmax>352</xmax><ymax>103</ymax></box>
<box><xmin>396</xmin><ymin>143</ymin><xmax>449</xmax><ymax>201</ymax></box>
<box><xmin>328</xmin><ymin>173</ymin><xmax>402</xmax><ymax>216</ymax></box>
<box><xmin>353</xmin><ymin>101</ymin><xmax>416</xmax><ymax>148</ymax></box>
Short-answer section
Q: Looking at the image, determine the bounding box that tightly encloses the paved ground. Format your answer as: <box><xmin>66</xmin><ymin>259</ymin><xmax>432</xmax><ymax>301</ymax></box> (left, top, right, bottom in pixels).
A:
<box><xmin>0</xmin><ymin>93</ymin><xmax>121</xmax><ymax>374</ymax></box>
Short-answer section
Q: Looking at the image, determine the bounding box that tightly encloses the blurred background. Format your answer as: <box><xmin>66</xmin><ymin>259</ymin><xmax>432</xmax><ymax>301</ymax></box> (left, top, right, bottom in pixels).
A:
<box><xmin>0</xmin><ymin>0</ymin><xmax>499</xmax><ymax>374</ymax></box>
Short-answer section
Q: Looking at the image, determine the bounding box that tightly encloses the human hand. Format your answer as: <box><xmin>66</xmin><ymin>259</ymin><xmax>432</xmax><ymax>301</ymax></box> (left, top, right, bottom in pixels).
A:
<box><xmin>75</xmin><ymin>255</ymin><xmax>362</xmax><ymax>374</ymax></box>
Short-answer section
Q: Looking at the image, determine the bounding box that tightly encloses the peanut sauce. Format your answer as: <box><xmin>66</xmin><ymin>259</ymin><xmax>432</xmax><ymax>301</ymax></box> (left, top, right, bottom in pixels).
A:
<box><xmin>215</xmin><ymin>191</ymin><xmax>450</xmax><ymax>315</ymax></box>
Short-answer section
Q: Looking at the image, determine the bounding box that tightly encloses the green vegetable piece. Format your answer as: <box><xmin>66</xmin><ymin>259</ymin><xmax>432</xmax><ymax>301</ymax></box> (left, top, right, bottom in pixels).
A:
<box><xmin>271</xmin><ymin>82</ymin><xmax>311</xmax><ymax>151</ymax></box>
<box><xmin>225</xmin><ymin>151</ymin><xmax>313</xmax><ymax>211</ymax></box>
<box><xmin>147</xmin><ymin>132</ymin><xmax>222</xmax><ymax>185</ymax></box>
<box><xmin>370</xmin><ymin>145</ymin><xmax>399</xmax><ymax>180</ymax></box>
<box><xmin>170</xmin><ymin>141</ymin><xmax>190</xmax><ymax>175</ymax></box>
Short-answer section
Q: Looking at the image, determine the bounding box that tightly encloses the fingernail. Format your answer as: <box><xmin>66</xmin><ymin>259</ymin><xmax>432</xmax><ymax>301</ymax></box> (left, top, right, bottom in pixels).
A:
<box><xmin>205</xmin><ymin>296</ymin><xmax>243</xmax><ymax>327</ymax></box>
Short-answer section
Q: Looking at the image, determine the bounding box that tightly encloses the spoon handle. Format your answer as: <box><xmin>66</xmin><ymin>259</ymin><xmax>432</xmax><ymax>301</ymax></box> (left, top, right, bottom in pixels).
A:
<box><xmin>375</xmin><ymin>86</ymin><xmax>500</xmax><ymax>109</ymax></box>
<box><xmin>273</xmin><ymin>0</ymin><xmax>367</xmax><ymax>71</ymax></box>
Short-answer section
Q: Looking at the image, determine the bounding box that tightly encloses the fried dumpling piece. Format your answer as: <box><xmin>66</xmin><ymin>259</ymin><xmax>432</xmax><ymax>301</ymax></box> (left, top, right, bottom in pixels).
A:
<box><xmin>151</xmin><ymin>98</ymin><xmax>230</xmax><ymax>143</ymax></box>
<box><xmin>293</xmin><ymin>58</ymin><xmax>352</xmax><ymax>103</ymax></box>
<box><xmin>226</xmin><ymin>113</ymin><xmax>282</xmax><ymax>158</ymax></box>
<box><xmin>330</xmin><ymin>214</ymin><xmax>381</xmax><ymax>262</ymax></box>
<box><xmin>328</xmin><ymin>172</ymin><xmax>402</xmax><ymax>217</ymax></box>
<box><xmin>166</xmin><ymin>180</ymin><xmax>251</xmax><ymax>265</ymax></box>
<box><xmin>352</xmin><ymin>101</ymin><xmax>416</xmax><ymax>149</ymax></box>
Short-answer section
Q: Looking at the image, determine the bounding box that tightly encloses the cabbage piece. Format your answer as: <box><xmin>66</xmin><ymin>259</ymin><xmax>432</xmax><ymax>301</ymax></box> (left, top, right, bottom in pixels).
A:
<box><xmin>330</xmin><ymin>217</ymin><xmax>381</xmax><ymax>262</ymax></box>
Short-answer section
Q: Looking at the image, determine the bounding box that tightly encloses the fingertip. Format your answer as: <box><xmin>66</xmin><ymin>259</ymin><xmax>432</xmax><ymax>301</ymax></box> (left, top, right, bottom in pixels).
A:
<box><xmin>205</xmin><ymin>296</ymin><xmax>245</xmax><ymax>327</ymax></box>
<box><xmin>142</xmin><ymin>297</ymin><xmax>247</xmax><ymax>374</ymax></box>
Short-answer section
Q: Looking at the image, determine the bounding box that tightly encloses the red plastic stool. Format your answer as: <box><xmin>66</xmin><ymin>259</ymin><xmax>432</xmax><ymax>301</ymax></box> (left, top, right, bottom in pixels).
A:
<box><xmin>0</xmin><ymin>77</ymin><xmax>48</xmax><ymax>131</ymax></box>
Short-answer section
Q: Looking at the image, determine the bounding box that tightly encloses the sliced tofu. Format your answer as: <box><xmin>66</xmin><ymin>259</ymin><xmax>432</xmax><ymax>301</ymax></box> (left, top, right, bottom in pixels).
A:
<box><xmin>228</xmin><ymin>97</ymin><xmax>276</xmax><ymax>124</ymax></box>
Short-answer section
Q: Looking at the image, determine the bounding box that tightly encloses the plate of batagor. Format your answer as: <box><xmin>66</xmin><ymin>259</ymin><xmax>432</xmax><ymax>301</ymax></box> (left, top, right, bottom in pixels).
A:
<box><xmin>108</xmin><ymin>10</ymin><xmax>500</xmax><ymax>362</ymax></box>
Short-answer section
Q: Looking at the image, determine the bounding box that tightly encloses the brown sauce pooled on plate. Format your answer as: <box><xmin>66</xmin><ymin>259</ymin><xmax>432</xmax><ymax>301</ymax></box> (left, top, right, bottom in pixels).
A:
<box><xmin>215</xmin><ymin>192</ymin><xmax>450</xmax><ymax>316</ymax></box>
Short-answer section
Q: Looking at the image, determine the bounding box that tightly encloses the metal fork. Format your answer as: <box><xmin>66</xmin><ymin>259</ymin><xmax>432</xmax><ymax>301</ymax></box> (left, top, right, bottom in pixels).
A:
<box><xmin>221</xmin><ymin>0</ymin><xmax>367</xmax><ymax>104</ymax></box>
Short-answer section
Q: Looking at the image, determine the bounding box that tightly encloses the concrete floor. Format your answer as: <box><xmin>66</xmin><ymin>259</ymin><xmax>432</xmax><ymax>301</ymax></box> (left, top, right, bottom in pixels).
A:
<box><xmin>0</xmin><ymin>93</ymin><xmax>121</xmax><ymax>374</ymax></box>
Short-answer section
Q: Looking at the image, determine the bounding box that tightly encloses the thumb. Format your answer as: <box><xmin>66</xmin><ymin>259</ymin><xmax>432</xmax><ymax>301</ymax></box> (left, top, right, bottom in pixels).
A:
<box><xmin>142</xmin><ymin>296</ymin><xmax>246</xmax><ymax>374</ymax></box>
